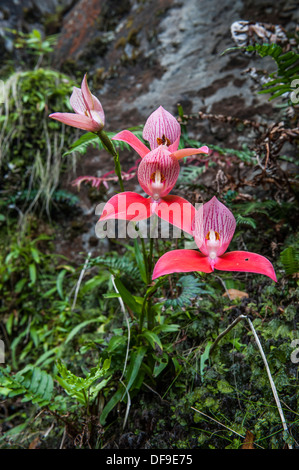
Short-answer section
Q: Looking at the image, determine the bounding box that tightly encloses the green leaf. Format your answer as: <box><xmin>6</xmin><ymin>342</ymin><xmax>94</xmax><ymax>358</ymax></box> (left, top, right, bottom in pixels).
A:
<box><xmin>200</xmin><ymin>341</ymin><xmax>212</xmax><ymax>381</ymax></box>
<box><xmin>28</xmin><ymin>263</ymin><xmax>37</xmax><ymax>286</ymax></box>
<box><xmin>100</xmin><ymin>386</ymin><xmax>124</xmax><ymax>425</ymax></box>
<box><xmin>134</xmin><ymin>238</ymin><xmax>148</xmax><ymax>284</ymax></box>
<box><xmin>107</xmin><ymin>335</ymin><xmax>127</xmax><ymax>353</ymax></box>
<box><xmin>153</xmin><ymin>353</ymin><xmax>169</xmax><ymax>377</ymax></box>
<box><xmin>56</xmin><ymin>269</ymin><xmax>67</xmax><ymax>299</ymax></box>
<box><xmin>30</xmin><ymin>247</ymin><xmax>40</xmax><ymax>263</ymax></box>
<box><xmin>65</xmin><ymin>318</ymin><xmax>104</xmax><ymax>344</ymax></box>
<box><xmin>125</xmin><ymin>346</ymin><xmax>147</xmax><ymax>392</ymax></box>
<box><xmin>141</xmin><ymin>330</ymin><xmax>163</xmax><ymax>351</ymax></box>
<box><xmin>114</xmin><ymin>277</ymin><xmax>142</xmax><ymax>314</ymax></box>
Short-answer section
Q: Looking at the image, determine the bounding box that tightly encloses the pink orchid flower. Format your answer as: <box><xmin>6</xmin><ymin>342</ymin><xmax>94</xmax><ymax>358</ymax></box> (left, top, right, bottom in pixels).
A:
<box><xmin>112</xmin><ymin>105</ymin><xmax>207</xmax><ymax>157</ymax></box>
<box><xmin>99</xmin><ymin>107</ymin><xmax>209</xmax><ymax>235</ymax></box>
<box><xmin>49</xmin><ymin>74</ymin><xmax>105</xmax><ymax>133</ymax></box>
<box><xmin>152</xmin><ymin>196</ymin><xmax>277</xmax><ymax>281</ymax></box>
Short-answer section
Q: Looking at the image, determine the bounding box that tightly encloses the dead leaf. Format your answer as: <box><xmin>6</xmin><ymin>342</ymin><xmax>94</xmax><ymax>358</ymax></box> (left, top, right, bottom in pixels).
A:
<box><xmin>28</xmin><ymin>436</ymin><xmax>40</xmax><ymax>449</ymax></box>
<box><xmin>242</xmin><ymin>430</ymin><xmax>255</xmax><ymax>449</ymax></box>
<box><xmin>223</xmin><ymin>289</ymin><xmax>249</xmax><ymax>300</ymax></box>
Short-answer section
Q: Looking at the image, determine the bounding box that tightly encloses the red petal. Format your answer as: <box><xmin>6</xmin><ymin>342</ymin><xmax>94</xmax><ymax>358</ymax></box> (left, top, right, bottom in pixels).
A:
<box><xmin>99</xmin><ymin>191</ymin><xmax>151</xmax><ymax>221</ymax></box>
<box><xmin>215</xmin><ymin>251</ymin><xmax>277</xmax><ymax>281</ymax></box>
<box><xmin>155</xmin><ymin>195</ymin><xmax>196</xmax><ymax>235</ymax></box>
<box><xmin>112</xmin><ymin>130</ymin><xmax>149</xmax><ymax>158</ymax></box>
<box><xmin>152</xmin><ymin>249</ymin><xmax>212</xmax><ymax>279</ymax></box>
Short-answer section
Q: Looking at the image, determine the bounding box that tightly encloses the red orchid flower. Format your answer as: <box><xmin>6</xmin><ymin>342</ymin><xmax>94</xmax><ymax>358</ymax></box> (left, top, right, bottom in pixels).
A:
<box><xmin>49</xmin><ymin>74</ymin><xmax>105</xmax><ymax>133</ymax></box>
<box><xmin>152</xmin><ymin>196</ymin><xmax>277</xmax><ymax>281</ymax></box>
<box><xmin>99</xmin><ymin>107</ymin><xmax>209</xmax><ymax>235</ymax></box>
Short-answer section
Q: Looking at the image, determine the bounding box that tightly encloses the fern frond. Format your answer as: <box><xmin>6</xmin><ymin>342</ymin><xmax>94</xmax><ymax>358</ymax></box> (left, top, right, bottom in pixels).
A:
<box><xmin>165</xmin><ymin>275</ymin><xmax>213</xmax><ymax>309</ymax></box>
<box><xmin>280</xmin><ymin>247</ymin><xmax>299</xmax><ymax>275</ymax></box>
<box><xmin>246</xmin><ymin>43</ymin><xmax>299</xmax><ymax>101</ymax></box>
<box><xmin>89</xmin><ymin>255</ymin><xmax>141</xmax><ymax>282</ymax></box>
<box><xmin>0</xmin><ymin>366</ymin><xmax>53</xmax><ymax>407</ymax></box>
<box><xmin>235</xmin><ymin>214</ymin><xmax>257</xmax><ymax>229</ymax></box>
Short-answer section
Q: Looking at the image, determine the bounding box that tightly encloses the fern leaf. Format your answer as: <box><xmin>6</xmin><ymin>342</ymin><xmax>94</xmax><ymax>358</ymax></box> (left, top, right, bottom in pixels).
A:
<box><xmin>235</xmin><ymin>214</ymin><xmax>257</xmax><ymax>229</ymax></box>
<box><xmin>0</xmin><ymin>366</ymin><xmax>53</xmax><ymax>407</ymax></box>
<box><xmin>165</xmin><ymin>275</ymin><xmax>213</xmax><ymax>309</ymax></box>
<box><xmin>280</xmin><ymin>247</ymin><xmax>299</xmax><ymax>275</ymax></box>
<box><xmin>245</xmin><ymin>43</ymin><xmax>299</xmax><ymax>102</ymax></box>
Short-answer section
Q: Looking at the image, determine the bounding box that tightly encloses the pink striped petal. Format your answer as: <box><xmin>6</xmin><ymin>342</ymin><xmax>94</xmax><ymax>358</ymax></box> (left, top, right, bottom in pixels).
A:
<box><xmin>91</xmin><ymin>97</ymin><xmax>105</xmax><ymax>124</ymax></box>
<box><xmin>193</xmin><ymin>196</ymin><xmax>236</xmax><ymax>257</ymax></box>
<box><xmin>99</xmin><ymin>191</ymin><xmax>151</xmax><ymax>221</ymax></box>
<box><xmin>81</xmin><ymin>75</ymin><xmax>105</xmax><ymax>124</ymax></box>
<box><xmin>70</xmin><ymin>87</ymin><xmax>87</xmax><ymax>115</ymax></box>
<box><xmin>80</xmin><ymin>74</ymin><xmax>94</xmax><ymax>113</ymax></box>
<box><xmin>155</xmin><ymin>195</ymin><xmax>196</xmax><ymax>235</ymax></box>
<box><xmin>215</xmin><ymin>251</ymin><xmax>277</xmax><ymax>281</ymax></box>
<box><xmin>112</xmin><ymin>130</ymin><xmax>149</xmax><ymax>158</ymax></box>
<box><xmin>137</xmin><ymin>147</ymin><xmax>180</xmax><ymax>199</ymax></box>
<box><xmin>49</xmin><ymin>112</ymin><xmax>101</xmax><ymax>132</ymax></box>
<box><xmin>152</xmin><ymin>249</ymin><xmax>213</xmax><ymax>280</ymax></box>
<box><xmin>143</xmin><ymin>106</ymin><xmax>181</xmax><ymax>151</ymax></box>
<box><xmin>171</xmin><ymin>145</ymin><xmax>209</xmax><ymax>160</ymax></box>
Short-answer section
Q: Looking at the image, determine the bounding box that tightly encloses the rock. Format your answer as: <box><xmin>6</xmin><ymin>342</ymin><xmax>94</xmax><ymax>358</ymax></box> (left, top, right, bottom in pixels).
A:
<box><xmin>50</xmin><ymin>0</ymin><xmax>298</xmax><ymax>140</ymax></box>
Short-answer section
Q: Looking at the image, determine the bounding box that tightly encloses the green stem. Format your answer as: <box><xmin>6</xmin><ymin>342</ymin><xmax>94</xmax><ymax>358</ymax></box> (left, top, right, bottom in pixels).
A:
<box><xmin>140</xmin><ymin>235</ymin><xmax>149</xmax><ymax>283</ymax></box>
<box><xmin>139</xmin><ymin>276</ymin><xmax>166</xmax><ymax>332</ymax></box>
<box><xmin>97</xmin><ymin>129</ymin><xmax>125</xmax><ymax>192</ymax></box>
<box><xmin>148</xmin><ymin>236</ymin><xmax>154</xmax><ymax>281</ymax></box>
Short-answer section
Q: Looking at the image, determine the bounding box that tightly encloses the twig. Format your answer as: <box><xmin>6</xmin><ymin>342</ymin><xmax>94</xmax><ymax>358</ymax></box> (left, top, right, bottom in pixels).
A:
<box><xmin>209</xmin><ymin>314</ymin><xmax>246</xmax><ymax>355</ymax></box>
<box><xmin>246</xmin><ymin>317</ymin><xmax>292</xmax><ymax>449</ymax></box>
<box><xmin>209</xmin><ymin>314</ymin><xmax>293</xmax><ymax>448</ymax></box>
<box><xmin>214</xmin><ymin>275</ymin><xmax>232</xmax><ymax>300</ymax></box>
<box><xmin>111</xmin><ymin>275</ymin><xmax>131</xmax><ymax>429</ymax></box>
<box><xmin>111</xmin><ymin>275</ymin><xmax>130</xmax><ymax>382</ymax></box>
<box><xmin>71</xmin><ymin>251</ymin><xmax>91</xmax><ymax>310</ymax></box>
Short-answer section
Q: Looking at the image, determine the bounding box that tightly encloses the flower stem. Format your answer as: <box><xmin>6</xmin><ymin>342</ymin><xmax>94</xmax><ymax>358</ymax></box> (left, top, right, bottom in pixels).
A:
<box><xmin>97</xmin><ymin>129</ymin><xmax>124</xmax><ymax>192</ymax></box>
<box><xmin>139</xmin><ymin>276</ymin><xmax>166</xmax><ymax>332</ymax></box>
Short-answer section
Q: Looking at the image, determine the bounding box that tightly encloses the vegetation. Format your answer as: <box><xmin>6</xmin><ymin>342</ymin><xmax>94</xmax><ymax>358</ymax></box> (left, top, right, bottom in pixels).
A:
<box><xmin>0</xmin><ymin>27</ymin><xmax>298</xmax><ymax>450</ymax></box>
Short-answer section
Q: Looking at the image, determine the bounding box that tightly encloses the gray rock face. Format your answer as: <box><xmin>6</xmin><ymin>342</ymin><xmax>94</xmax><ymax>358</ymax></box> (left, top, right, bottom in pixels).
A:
<box><xmin>2</xmin><ymin>0</ymin><xmax>297</xmax><ymax>134</ymax></box>
<box><xmin>48</xmin><ymin>0</ymin><xmax>297</xmax><ymax>137</ymax></box>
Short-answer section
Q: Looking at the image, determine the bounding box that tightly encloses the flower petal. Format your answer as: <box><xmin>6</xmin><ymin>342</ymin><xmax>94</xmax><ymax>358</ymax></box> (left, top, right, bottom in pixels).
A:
<box><xmin>79</xmin><ymin>74</ymin><xmax>105</xmax><ymax>124</ymax></box>
<box><xmin>80</xmin><ymin>74</ymin><xmax>94</xmax><ymax>113</ymax></box>
<box><xmin>69</xmin><ymin>87</ymin><xmax>87</xmax><ymax>115</ymax></box>
<box><xmin>152</xmin><ymin>249</ymin><xmax>213</xmax><ymax>280</ymax></box>
<box><xmin>49</xmin><ymin>112</ymin><xmax>101</xmax><ymax>132</ymax></box>
<box><xmin>155</xmin><ymin>195</ymin><xmax>196</xmax><ymax>235</ymax></box>
<box><xmin>215</xmin><ymin>251</ymin><xmax>277</xmax><ymax>281</ymax></box>
<box><xmin>171</xmin><ymin>145</ymin><xmax>209</xmax><ymax>160</ymax></box>
<box><xmin>99</xmin><ymin>191</ymin><xmax>152</xmax><ymax>221</ymax></box>
<box><xmin>193</xmin><ymin>196</ymin><xmax>236</xmax><ymax>257</ymax></box>
<box><xmin>137</xmin><ymin>147</ymin><xmax>180</xmax><ymax>199</ymax></box>
<box><xmin>143</xmin><ymin>106</ymin><xmax>181</xmax><ymax>151</ymax></box>
<box><xmin>112</xmin><ymin>130</ymin><xmax>149</xmax><ymax>158</ymax></box>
